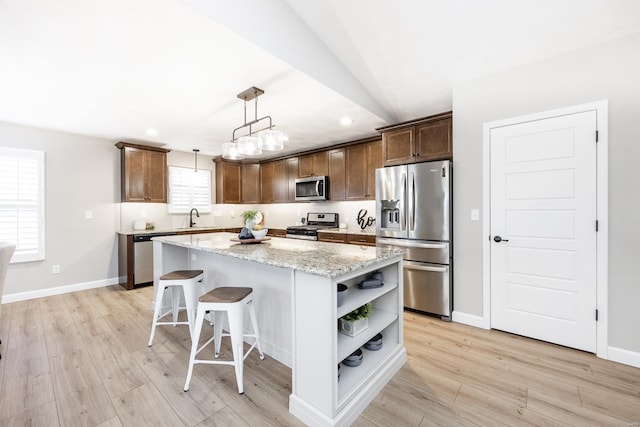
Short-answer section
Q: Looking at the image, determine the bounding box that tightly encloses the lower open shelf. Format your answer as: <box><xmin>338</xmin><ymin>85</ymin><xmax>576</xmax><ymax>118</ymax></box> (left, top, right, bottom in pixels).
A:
<box><xmin>337</xmin><ymin>340</ymin><xmax>402</xmax><ymax>408</ymax></box>
<box><xmin>337</xmin><ymin>309</ymin><xmax>397</xmax><ymax>361</ymax></box>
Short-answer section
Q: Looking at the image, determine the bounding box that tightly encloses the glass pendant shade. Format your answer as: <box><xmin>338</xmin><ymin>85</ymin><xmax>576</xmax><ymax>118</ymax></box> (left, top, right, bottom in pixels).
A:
<box><xmin>237</xmin><ymin>135</ymin><xmax>262</xmax><ymax>155</ymax></box>
<box><xmin>222</xmin><ymin>142</ymin><xmax>245</xmax><ymax>160</ymax></box>
<box><xmin>259</xmin><ymin>129</ymin><xmax>285</xmax><ymax>151</ymax></box>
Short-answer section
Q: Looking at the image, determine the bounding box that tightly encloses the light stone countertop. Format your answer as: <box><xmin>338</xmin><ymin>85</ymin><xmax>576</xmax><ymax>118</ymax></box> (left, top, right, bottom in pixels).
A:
<box><xmin>153</xmin><ymin>232</ymin><xmax>401</xmax><ymax>278</ymax></box>
<box><xmin>117</xmin><ymin>226</ymin><xmax>224</xmax><ymax>236</ymax></box>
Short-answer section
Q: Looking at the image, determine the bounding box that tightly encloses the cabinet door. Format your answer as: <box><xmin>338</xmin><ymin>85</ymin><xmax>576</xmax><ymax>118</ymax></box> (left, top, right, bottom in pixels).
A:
<box><xmin>216</xmin><ymin>161</ymin><xmax>241</xmax><ymax>204</ymax></box>
<box><xmin>286</xmin><ymin>157</ymin><xmax>298</xmax><ymax>202</ymax></box>
<box><xmin>272</xmin><ymin>160</ymin><xmax>287</xmax><ymax>203</ymax></box>
<box><xmin>260</xmin><ymin>162</ymin><xmax>275</xmax><ymax>203</ymax></box>
<box><xmin>318</xmin><ymin>232</ymin><xmax>347</xmax><ymax>243</ymax></box>
<box><xmin>345</xmin><ymin>143</ymin><xmax>368</xmax><ymax>200</ymax></box>
<box><xmin>123</xmin><ymin>147</ymin><xmax>146</xmax><ymax>202</ymax></box>
<box><xmin>346</xmin><ymin>140</ymin><xmax>382</xmax><ymax>201</ymax></box>
<box><xmin>415</xmin><ymin>118</ymin><xmax>452</xmax><ymax>162</ymax></box>
<box><xmin>241</xmin><ymin>163</ymin><xmax>260</xmax><ymax>203</ymax></box>
<box><xmin>328</xmin><ymin>149</ymin><xmax>345</xmax><ymax>201</ymax></box>
<box><xmin>298</xmin><ymin>152</ymin><xmax>329</xmax><ymax>177</ymax></box>
<box><xmin>382</xmin><ymin>127</ymin><xmax>414</xmax><ymax>166</ymax></box>
<box><xmin>145</xmin><ymin>150</ymin><xmax>168</xmax><ymax>203</ymax></box>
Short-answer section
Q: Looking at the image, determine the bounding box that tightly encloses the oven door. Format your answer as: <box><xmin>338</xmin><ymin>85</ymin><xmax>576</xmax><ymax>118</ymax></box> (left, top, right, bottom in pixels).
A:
<box><xmin>403</xmin><ymin>260</ymin><xmax>451</xmax><ymax>320</ymax></box>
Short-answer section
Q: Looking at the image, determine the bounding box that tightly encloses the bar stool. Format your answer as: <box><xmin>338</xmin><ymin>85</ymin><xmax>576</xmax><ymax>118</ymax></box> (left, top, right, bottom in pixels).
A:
<box><xmin>148</xmin><ymin>269</ymin><xmax>204</xmax><ymax>347</ymax></box>
<box><xmin>183</xmin><ymin>287</ymin><xmax>264</xmax><ymax>394</ymax></box>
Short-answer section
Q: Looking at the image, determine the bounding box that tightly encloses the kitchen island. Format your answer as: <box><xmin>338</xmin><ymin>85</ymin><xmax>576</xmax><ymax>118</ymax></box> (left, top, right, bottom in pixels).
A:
<box><xmin>152</xmin><ymin>232</ymin><xmax>405</xmax><ymax>427</ymax></box>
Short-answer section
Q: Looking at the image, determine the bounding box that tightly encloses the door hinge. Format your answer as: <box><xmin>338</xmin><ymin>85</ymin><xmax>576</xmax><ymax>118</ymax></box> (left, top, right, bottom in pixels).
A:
<box><xmin>596</xmin><ymin>220</ymin><xmax>599</xmax><ymax>231</ymax></box>
<box><xmin>595</xmin><ymin>309</ymin><xmax>599</xmax><ymax>321</ymax></box>
<box><xmin>596</xmin><ymin>130</ymin><xmax>599</xmax><ymax>142</ymax></box>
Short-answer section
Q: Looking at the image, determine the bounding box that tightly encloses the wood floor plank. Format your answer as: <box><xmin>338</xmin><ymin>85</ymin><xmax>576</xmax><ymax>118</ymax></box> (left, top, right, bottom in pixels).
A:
<box><xmin>194</xmin><ymin>406</ymin><xmax>250</xmax><ymax>427</ymax></box>
<box><xmin>0</xmin><ymin>370</ymin><xmax>56</xmax><ymax>420</ymax></box>
<box><xmin>0</xmin><ymin>401</ymin><xmax>59</xmax><ymax>427</ymax></box>
<box><xmin>526</xmin><ymin>388</ymin><xmax>626</xmax><ymax>426</ymax></box>
<box><xmin>132</xmin><ymin>348</ymin><xmax>226</xmax><ymax>426</ymax></box>
<box><xmin>111</xmin><ymin>382</ymin><xmax>186</xmax><ymax>427</ymax></box>
<box><xmin>55</xmin><ymin>383</ymin><xmax>117</xmax><ymax>426</ymax></box>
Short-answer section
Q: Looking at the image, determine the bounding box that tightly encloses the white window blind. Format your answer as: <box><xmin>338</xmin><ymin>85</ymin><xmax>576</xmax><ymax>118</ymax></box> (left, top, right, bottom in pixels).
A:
<box><xmin>0</xmin><ymin>147</ymin><xmax>45</xmax><ymax>263</ymax></box>
<box><xmin>168</xmin><ymin>166</ymin><xmax>211</xmax><ymax>213</ymax></box>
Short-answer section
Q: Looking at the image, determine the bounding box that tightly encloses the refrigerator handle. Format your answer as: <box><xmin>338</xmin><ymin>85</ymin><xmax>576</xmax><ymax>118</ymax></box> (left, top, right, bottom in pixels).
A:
<box><xmin>401</xmin><ymin>173</ymin><xmax>407</xmax><ymax>231</ymax></box>
<box><xmin>409</xmin><ymin>171</ymin><xmax>415</xmax><ymax>232</ymax></box>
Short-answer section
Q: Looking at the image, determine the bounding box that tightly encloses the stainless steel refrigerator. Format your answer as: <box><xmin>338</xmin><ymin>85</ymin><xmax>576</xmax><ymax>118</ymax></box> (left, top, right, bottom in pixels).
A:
<box><xmin>375</xmin><ymin>160</ymin><xmax>452</xmax><ymax>320</ymax></box>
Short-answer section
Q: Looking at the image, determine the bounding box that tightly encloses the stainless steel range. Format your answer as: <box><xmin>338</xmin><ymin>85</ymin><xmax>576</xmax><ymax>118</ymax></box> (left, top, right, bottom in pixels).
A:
<box><xmin>286</xmin><ymin>212</ymin><xmax>339</xmax><ymax>241</ymax></box>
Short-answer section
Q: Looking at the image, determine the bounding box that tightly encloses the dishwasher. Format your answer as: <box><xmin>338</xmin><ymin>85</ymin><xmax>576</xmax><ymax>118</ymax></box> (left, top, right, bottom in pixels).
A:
<box><xmin>133</xmin><ymin>233</ymin><xmax>176</xmax><ymax>286</ymax></box>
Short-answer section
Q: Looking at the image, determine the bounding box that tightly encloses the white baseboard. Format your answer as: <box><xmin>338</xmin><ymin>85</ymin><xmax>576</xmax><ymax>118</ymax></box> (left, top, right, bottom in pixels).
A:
<box><xmin>2</xmin><ymin>277</ymin><xmax>120</xmax><ymax>304</ymax></box>
<box><xmin>452</xmin><ymin>310</ymin><xmax>490</xmax><ymax>329</ymax></box>
<box><xmin>608</xmin><ymin>346</ymin><xmax>640</xmax><ymax>369</ymax></box>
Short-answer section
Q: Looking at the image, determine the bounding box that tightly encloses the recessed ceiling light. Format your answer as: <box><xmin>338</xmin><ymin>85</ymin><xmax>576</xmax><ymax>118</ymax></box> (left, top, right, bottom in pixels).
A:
<box><xmin>340</xmin><ymin>117</ymin><xmax>353</xmax><ymax>126</ymax></box>
<box><xmin>146</xmin><ymin>128</ymin><xmax>158</xmax><ymax>136</ymax></box>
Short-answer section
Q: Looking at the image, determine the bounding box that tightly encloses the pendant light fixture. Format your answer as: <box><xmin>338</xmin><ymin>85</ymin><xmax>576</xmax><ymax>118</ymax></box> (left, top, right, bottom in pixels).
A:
<box><xmin>192</xmin><ymin>148</ymin><xmax>199</xmax><ymax>172</ymax></box>
<box><xmin>221</xmin><ymin>86</ymin><xmax>287</xmax><ymax>160</ymax></box>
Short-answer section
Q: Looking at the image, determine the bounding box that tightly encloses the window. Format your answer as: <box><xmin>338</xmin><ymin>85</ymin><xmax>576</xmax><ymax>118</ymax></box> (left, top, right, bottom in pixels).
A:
<box><xmin>167</xmin><ymin>166</ymin><xmax>211</xmax><ymax>213</ymax></box>
<box><xmin>0</xmin><ymin>147</ymin><xmax>45</xmax><ymax>263</ymax></box>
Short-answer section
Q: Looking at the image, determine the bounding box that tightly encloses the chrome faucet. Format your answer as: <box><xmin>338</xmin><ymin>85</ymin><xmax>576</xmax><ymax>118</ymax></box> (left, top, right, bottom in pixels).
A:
<box><xmin>189</xmin><ymin>208</ymin><xmax>200</xmax><ymax>228</ymax></box>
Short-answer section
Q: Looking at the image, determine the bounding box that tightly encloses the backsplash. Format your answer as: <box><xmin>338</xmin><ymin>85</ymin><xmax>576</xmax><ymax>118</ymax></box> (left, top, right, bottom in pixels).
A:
<box><xmin>120</xmin><ymin>200</ymin><xmax>376</xmax><ymax>233</ymax></box>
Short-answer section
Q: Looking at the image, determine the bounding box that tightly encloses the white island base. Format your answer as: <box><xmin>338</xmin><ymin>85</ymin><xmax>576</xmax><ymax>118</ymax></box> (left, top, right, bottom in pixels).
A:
<box><xmin>152</xmin><ymin>233</ymin><xmax>405</xmax><ymax>427</ymax></box>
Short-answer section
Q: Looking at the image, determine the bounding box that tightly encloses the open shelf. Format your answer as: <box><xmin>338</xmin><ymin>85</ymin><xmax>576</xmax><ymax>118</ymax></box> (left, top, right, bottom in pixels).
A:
<box><xmin>337</xmin><ymin>309</ymin><xmax>397</xmax><ymax>361</ymax></box>
<box><xmin>337</xmin><ymin>341</ymin><xmax>402</xmax><ymax>407</ymax></box>
<box><xmin>336</xmin><ymin>282</ymin><xmax>398</xmax><ymax>319</ymax></box>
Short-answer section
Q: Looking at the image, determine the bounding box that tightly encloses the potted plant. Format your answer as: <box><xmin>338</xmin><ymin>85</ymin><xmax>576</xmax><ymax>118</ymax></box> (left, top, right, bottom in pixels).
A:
<box><xmin>339</xmin><ymin>303</ymin><xmax>372</xmax><ymax>337</ymax></box>
<box><xmin>241</xmin><ymin>210</ymin><xmax>262</xmax><ymax>229</ymax></box>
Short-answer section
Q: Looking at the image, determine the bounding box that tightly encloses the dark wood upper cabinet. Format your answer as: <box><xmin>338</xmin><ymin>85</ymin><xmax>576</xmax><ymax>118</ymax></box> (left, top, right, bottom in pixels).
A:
<box><xmin>260</xmin><ymin>160</ymin><xmax>287</xmax><ymax>203</ymax></box>
<box><xmin>286</xmin><ymin>157</ymin><xmax>299</xmax><ymax>202</ymax></box>
<box><xmin>116</xmin><ymin>142</ymin><xmax>170</xmax><ymax>203</ymax></box>
<box><xmin>215</xmin><ymin>160</ymin><xmax>242</xmax><ymax>204</ymax></box>
<box><xmin>298</xmin><ymin>151</ymin><xmax>328</xmax><ymax>177</ymax></box>
<box><xmin>328</xmin><ymin>149</ymin><xmax>346</xmax><ymax>201</ymax></box>
<box><xmin>380</xmin><ymin>113</ymin><xmax>452</xmax><ymax>166</ymax></box>
<box><xmin>260</xmin><ymin>161</ymin><xmax>275</xmax><ymax>203</ymax></box>
<box><xmin>346</xmin><ymin>139</ymin><xmax>382</xmax><ymax>200</ymax></box>
<box><xmin>241</xmin><ymin>163</ymin><xmax>260</xmax><ymax>204</ymax></box>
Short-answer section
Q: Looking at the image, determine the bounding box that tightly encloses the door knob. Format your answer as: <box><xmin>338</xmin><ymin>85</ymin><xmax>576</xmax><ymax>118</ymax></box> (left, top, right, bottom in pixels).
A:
<box><xmin>493</xmin><ymin>235</ymin><xmax>509</xmax><ymax>243</ymax></box>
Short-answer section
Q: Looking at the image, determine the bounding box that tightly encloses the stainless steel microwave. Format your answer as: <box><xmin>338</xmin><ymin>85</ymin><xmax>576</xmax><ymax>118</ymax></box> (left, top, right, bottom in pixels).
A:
<box><xmin>295</xmin><ymin>176</ymin><xmax>328</xmax><ymax>201</ymax></box>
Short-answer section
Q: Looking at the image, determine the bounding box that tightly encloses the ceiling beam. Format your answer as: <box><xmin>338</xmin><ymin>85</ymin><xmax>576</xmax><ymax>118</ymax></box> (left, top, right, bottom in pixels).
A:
<box><xmin>183</xmin><ymin>0</ymin><xmax>396</xmax><ymax>124</ymax></box>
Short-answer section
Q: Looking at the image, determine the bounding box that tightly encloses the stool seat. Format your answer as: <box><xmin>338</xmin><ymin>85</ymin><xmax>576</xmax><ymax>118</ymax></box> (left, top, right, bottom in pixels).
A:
<box><xmin>160</xmin><ymin>270</ymin><xmax>204</xmax><ymax>280</ymax></box>
<box><xmin>199</xmin><ymin>287</ymin><xmax>252</xmax><ymax>303</ymax></box>
<box><xmin>184</xmin><ymin>286</ymin><xmax>264</xmax><ymax>394</ymax></box>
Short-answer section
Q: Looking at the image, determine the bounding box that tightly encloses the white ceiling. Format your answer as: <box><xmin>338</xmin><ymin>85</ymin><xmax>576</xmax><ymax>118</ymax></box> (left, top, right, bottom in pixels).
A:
<box><xmin>1</xmin><ymin>0</ymin><xmax>639</xmax><ymax>158</ymax></box>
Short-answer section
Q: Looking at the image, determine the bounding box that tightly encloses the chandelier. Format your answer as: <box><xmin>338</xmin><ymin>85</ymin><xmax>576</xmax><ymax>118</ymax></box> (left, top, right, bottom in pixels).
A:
<box><xmin>222</xmin><ymin>86</ymin><xmax>286</xmax><ymax>160</ymax></box>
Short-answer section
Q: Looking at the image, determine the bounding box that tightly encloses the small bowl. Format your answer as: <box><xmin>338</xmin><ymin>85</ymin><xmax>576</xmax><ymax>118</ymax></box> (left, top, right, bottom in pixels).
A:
<box><xmin>337</xmin><ymin>283</ymin><xmax>348</xmax><ymax>307</ymax></box>
<box><xmin>364</xmin><ymin>333</ymin><xmax>383</xmax><ymax>351</ymax></box>
<box><xmin>343</xmin><ymin>348</ymin><xmax>363</xmax><ymax>367</ymax></box>
<box><xmin>251</xmin><ymin>228</ymin><xmax>268</xmax><ymax>240</ymax></box>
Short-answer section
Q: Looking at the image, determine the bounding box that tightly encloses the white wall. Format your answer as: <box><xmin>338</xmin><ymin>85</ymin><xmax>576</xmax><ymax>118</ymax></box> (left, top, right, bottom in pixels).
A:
<box><xmin>452</xmin><ymin>33</ymin><xmax>640</xmax><ymax>352</ymax></box>
<box><xmin>0</xmin><ymin>122</ymin><xmax>120</xmax><ymax>296</ymax></box>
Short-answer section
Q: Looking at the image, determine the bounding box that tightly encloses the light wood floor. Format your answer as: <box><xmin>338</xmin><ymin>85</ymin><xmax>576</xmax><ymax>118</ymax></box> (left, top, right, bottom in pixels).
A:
<box><xmin>1</xmin><ymin>285</ymin><xmax>639</xmax><ymax>426</ymax></box>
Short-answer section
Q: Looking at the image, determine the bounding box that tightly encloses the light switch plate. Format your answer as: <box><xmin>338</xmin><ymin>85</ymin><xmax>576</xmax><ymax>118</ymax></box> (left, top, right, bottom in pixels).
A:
<box><xmin>471</xmin><ymin>209</ymin><xmax>480</xmax><ymax>221</ymax></box>
<box><xmin>85</xmin><ymin>210</ymin><xmax>93</xmax><ymax>219</ymax></box>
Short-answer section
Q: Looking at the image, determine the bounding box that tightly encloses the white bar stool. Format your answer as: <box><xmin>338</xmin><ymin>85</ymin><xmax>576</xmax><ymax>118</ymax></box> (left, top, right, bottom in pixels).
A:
<box><xmin>183</xmin><ymin>287</ymin><xmax>264</xmax><ymax>394</ymax></box>
<box><xmin>148</xmin><ymin>269</ymin><xmax>204</xmax><ymax>347</ymax></box>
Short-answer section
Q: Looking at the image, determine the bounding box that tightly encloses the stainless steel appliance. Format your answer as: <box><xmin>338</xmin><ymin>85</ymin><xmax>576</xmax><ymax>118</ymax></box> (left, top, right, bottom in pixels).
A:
<box><xmin>295</xmin><ymin>176</ymin><xmax>328</xmax><ymax>201</ymax></box>
<box><xmin>286</xmin><ymin>212</ymin><xmax>339</xmax><ymax>240</ymax></box>
<box><xmin>375</xmin><ymin>160</ymin><xmax>452</xmax><ymax>320</ymax></box>
<box><xmin>133</xmin><ymin>232</ymin><xmax>176</xmax><ymax>286</ymax></box>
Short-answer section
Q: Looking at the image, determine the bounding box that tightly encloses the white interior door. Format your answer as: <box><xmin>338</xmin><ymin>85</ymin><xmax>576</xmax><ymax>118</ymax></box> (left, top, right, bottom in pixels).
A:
<box><xmin>490</xmin><ymin>111</ymin><xmax>597</xmax><ymax>352</ymax></box>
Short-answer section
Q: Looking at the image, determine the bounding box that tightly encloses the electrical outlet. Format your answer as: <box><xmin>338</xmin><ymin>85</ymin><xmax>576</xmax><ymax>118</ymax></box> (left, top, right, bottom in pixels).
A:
<box><xmin>191</xmin><ymin>253</ymin><xmax>197</xmax><ymax>261</ymax></box>
<box><xmin>141</xmin><ymin>210</ymin><xmax>147</xmax><ymax>218</ymax></box>
<box><xmin>85</xmin><ymin>210</ymin><xmax>93</xmax><ymax>219</ymax></box>
<box><xmin>52</xmin><ymin>264</ymin><xmax>61</xmax><ymax>274</ymax></box>
<box><xmin>470</xmin><ymin>209</ymin><xmax>480</xmax><ymax>221</ymax></box>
